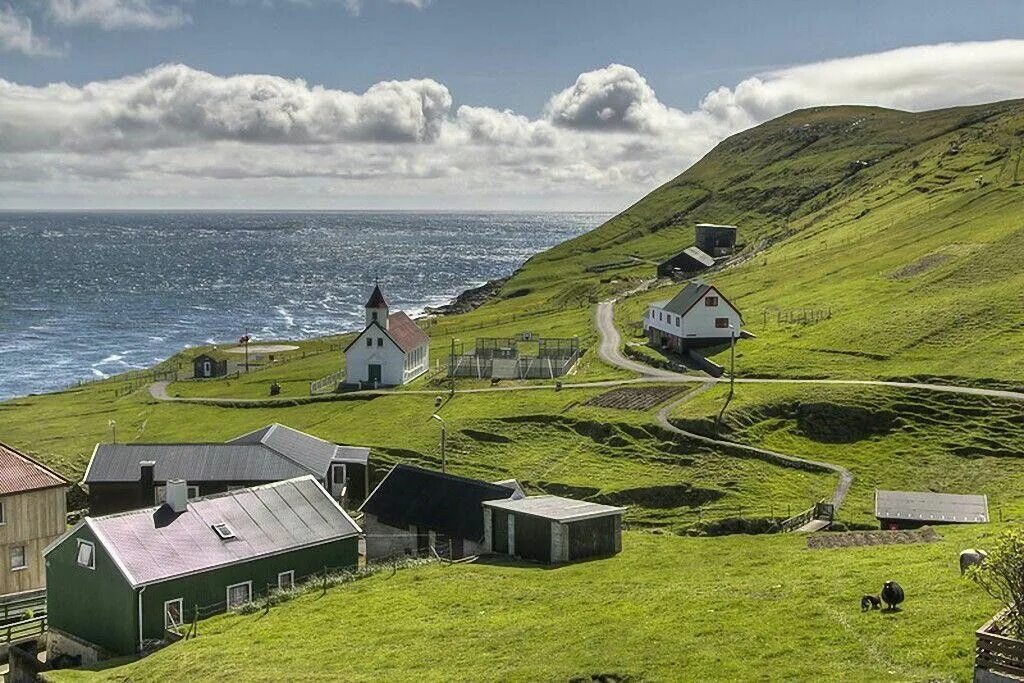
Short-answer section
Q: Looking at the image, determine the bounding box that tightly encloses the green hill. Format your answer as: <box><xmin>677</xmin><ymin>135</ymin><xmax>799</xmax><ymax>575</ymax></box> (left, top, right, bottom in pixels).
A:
<box><xmin>506</xmin><ymin>99</ymin><xmax>1024</xmax><ymax>381</ymax></box>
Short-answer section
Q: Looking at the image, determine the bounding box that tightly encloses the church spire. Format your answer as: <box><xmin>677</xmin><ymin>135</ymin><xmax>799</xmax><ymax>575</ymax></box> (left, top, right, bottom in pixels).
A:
<box><xmin>365</xmin><ymin>283</ymin><xmax>389</xmax><ymax>329</ymax></box>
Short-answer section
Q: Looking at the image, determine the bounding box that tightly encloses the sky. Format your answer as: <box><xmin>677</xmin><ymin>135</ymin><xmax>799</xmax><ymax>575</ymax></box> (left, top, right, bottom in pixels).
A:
<box><xmin>1</xmin><ymin>0</ymin><xmax>1023</xmax><ymax>210</ymax></box>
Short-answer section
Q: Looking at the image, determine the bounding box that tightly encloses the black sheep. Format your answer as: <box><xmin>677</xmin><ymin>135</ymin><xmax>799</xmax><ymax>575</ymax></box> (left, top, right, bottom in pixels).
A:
<box><xmin>881</xmin><ymin>580</ymin><xmax>904</xmax><ymax>610</ymax></box>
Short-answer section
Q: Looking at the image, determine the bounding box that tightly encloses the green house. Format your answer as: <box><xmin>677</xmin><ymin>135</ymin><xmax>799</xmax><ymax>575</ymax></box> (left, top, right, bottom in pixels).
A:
<box><xmin>44</xmin><ymin>476</ymin><xmax>361</xmax><ymax>660</ymax></box>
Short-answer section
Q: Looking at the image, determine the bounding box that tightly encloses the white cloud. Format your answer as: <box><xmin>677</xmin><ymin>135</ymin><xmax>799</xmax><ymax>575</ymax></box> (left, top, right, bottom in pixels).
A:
<box><xmin>342</xmin><ymin>0</ymin><xmax>429</xmax><ymax>16</ymax></box>
<box><xmin>2</xmin><ymin>40</ymin><xmax>1024</xmax><ymax>209</ymax></box>
<box><xmin>0</xmin><ymin>5</ymin><xmax>63</xmax><ymax>56</ymax></box>
<box><xmin>47</xmin><ymin>0</ymin><xmax>190</xmax><ymax>30</ymax></box>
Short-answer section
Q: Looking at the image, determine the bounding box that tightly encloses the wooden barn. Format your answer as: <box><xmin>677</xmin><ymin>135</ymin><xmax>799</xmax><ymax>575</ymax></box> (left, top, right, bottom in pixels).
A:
<box><xmin>694</xmin><ymin>223</ymin><xmax>738</xmax><ymax>256</ymax></box>
<box><xmin>874</xmin><ymin>489</ymin><xmax>989</xmax><ymax>530</ymax></box>
<box><xmin>483</xmin><ymin>495</ymin><xmax>624</xmax><ymax>564</ymax></box>
<box><xmin>192</xmin><ymin>353</ymin><xmax>228</xmax><ymax>379</ymax></box>
<box><xmin>656</xmin><ymin>246</ymin><xmax>714</xmax><ymax>278</ymax></box>
<box><xmin>44</xmin><ymin>477</ymin><xmax>361</xmax><ymax>660</ymax></box>
<box><xmin>359</xmin><ymin>464</ymin><xmax>521</xmax><ymax>560</ymax></box>
<box><xmin>84</xmin><ymin>423</ymin><xmax>370</xmax><ymax>515</ymax></box>
<box><xmin>0</xmin><ymin>442</ymin><xmax>69</xmax><ymax>599</ymax></box>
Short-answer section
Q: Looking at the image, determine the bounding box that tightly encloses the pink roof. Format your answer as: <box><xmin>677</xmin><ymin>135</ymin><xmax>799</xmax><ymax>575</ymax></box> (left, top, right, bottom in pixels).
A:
<box><xmin>0</xmin><ymin>442</ymin><xmax>68</xmax><ymax>496</ymax></box>
<box><xmin>387</xmin><ymin>311</ymin><xmax>429</xmax><ymax>352</ymax></box>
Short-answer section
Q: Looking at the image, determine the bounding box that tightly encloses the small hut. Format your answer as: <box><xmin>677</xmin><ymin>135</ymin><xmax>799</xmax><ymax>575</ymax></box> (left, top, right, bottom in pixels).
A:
<box><xmin>874</xmin><ymin>490</ymin><xmax>989</xmax><ymax>530</ymax></box>
<box><xmin>192</xmin><ymin>353</ymin><xmax>228</xmax><ymax>379</ymax></box>
<box><xmin>657</xmin><ymin>246</ymin><xmax>715</xmax><ymax>278</ymax></box>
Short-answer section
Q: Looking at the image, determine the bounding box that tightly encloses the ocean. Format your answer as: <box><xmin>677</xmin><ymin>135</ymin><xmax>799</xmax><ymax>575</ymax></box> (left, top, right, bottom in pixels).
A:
<box><xmin>0</xmin><ymin>211</ymin><xmax>609</xmax><ymax>400</ymax></box>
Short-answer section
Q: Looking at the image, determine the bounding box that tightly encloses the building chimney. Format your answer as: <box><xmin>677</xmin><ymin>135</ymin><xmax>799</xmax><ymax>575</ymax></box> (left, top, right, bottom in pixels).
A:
<box><xmin>139</xmin><ymin>460</ymin><xmax>156</xmax><ymax>507</ymax></box>
<box><xmin>165</xmin><ymin>479</ymin><xmax>189</xmax><ymax>513</ymax></box>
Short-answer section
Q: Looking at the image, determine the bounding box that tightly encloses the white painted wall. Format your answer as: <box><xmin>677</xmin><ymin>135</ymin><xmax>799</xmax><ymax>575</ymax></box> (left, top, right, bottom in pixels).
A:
<box><xmin>344</xmin><ymin>325</ymin><xmax>408</xmax><ymax>386</ymax></box>
<box><xmin>362</xmin><ymin>514</ymin><xmax>418</xmax><ymax>560</ymax></box>
<box><xmin>643</xmin><ymin>286</ymin><xmax>742</xmax><ymax>341</ymax></box>
<box><xmin>401</xmin><ymin>343</ymin><xmax>430</xmax><ymax>383</ymax></box>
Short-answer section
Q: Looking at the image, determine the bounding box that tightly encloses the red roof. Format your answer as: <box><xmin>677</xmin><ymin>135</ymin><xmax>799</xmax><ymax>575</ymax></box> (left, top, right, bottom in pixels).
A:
<box><xmin>387</xmin><ymin>311</ymin><xmax>429</xmax><ymax>352</ymax></box>
<box><xmin>0</xmin><ymin>442</ymin><xmax>68</xmax><ymax>496</ymax></box>
<box><xmin>365</xmin><ymin>285</ymin><xmax>388</xmax><ymax>308</ymax></box>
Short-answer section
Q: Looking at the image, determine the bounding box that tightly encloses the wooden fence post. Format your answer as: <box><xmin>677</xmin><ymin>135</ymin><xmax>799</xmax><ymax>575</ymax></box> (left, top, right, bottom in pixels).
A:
<box><xmin>322</xmin><ymin>565</ymin><xmax>328</xmax><ymax>596</ymax></box>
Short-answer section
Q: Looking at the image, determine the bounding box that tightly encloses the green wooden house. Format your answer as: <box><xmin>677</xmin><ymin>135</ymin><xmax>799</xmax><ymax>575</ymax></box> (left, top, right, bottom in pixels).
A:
<box><xmin>44</xmin><ymin>476</ymin><xmax>361</xmax><ymax>661</ymax></box>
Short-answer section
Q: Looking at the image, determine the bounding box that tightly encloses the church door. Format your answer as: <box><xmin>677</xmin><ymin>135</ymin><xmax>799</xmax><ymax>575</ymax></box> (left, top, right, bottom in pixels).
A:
<box><xmin>368</xmin><ymin>364</ymin><xmax>382</xmax><ymax>386</ymax></box>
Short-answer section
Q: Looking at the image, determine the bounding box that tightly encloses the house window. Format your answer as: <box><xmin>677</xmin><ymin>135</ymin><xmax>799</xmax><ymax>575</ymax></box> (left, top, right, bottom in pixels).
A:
<box><xmin>0</xmin><ymin>500</ymin><xmax>5</xmax><ymax>525</ymax></box>
<box><xmin>76</xmin><ymin>540</ymin><xmax>95</xmax><ymax>569</ymax></box>
<box><xmin>371</xmin><ymin>311</ymin><xmax>378</xmax><ymax>322</ymax></box>
<box><xmin>9</xmin><ymin>545</ymin><xmax>26</xmax><ymax>571</ymax></box>
<box><xmin>278</xmin><ymin>570</ymin><xmax>295</xmax><ymax>590</ymax></box>
<box><xmin>658</xmin><ymin>312</ymin><xmax>663</xmax><ymax>321</ymax></box>
<box><xmin>164</xmin><ymin>598</ymin><xmax>184</xmax><ymax>631</ymax></box>
<box><xmin>705</xmin><ymin>296</ymin><xmax>719</xmax><ymax>307</ymax></box>
<box><xmin>332</xmin><ymin>464</ymin><xmax>347</xmax><ymax>485</ymax></box>
<box><xmin>675</xmin><ymin>316</ymin><xmax>680</xmax><ymax>325</ymax></box>
<box><xmin>377</xmin><ymin>338</ymin><xmax>383</xmax><ymax>347</ymax></box>
<box><xmin>715</xmin><ymin>318</ymin><xmax>730</xmax><ymax>328</ymax></box>
<box><xmin>226</xmin><ymin>581</ymin><xmax>253</xmax><ymax>609</ymax></box>
<box><xmin>366</xmin><ymin>337</ymin><xmax>372</xmax><ymax>347</ymax></box>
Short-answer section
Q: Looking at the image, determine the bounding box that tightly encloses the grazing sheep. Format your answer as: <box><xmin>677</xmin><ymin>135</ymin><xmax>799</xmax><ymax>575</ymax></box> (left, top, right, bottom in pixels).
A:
<box><xmin>861</xmin><ymin>595</ymin><xmax>881</xmax><ymax>611</ymax></box>
<box><xmin>960</xmin><ymin>548</ymin><xmax>988</xmax><ymax>575</ymax></box>
<box><xmin>881</xmin><ymin>580</ymin><xmax>905</xmax><ymax>611</ymax></box>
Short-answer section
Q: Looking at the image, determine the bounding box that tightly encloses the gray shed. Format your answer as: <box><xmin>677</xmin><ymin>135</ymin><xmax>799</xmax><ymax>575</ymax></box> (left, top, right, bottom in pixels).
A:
<box><xmin>483</xmin><ymin>495</ymin><xmax>624</xmax><ymax>564</ymax></box>
<box><xmin>874</xmin><ymin>490</ymin><xmax>989</xmax><ymax>529</ymax></box>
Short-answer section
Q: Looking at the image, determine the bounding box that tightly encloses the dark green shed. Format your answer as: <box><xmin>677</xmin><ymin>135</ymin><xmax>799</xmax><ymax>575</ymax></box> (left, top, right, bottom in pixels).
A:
<box><xmin>44</xmin><ymin>476</ymin><xmax>361</xmax><ymax>660</ymax></box>
<box><xmin>483</xmin><ymin>495</ymin><xmax>624</xmax><ymax>564</ymax></box>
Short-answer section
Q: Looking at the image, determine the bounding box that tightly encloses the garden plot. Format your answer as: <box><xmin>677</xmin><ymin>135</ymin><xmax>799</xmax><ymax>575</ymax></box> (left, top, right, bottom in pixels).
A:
<box><xmin>584</xmin><ymin>386</ymin><xmax>685</xmax><ymax>411</ymax></box>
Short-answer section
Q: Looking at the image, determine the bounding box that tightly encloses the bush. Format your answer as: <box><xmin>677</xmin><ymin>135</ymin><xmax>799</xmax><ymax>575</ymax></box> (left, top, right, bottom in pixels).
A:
<box><xmin>968</xmin><ymin>527</ymin><xmax>1024</xmax><ymax>637</ymax></box>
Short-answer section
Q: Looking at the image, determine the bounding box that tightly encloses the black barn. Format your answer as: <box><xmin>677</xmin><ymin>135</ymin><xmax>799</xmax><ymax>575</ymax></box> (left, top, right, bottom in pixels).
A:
<box><xmin>192</xmin><ymin>353</ymin><xmax>228</xmax><ymax>378</ymax></box>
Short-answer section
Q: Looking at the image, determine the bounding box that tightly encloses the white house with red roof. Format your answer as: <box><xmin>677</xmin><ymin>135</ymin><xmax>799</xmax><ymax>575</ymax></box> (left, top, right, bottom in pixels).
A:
<box><xmin>344</xmin><ymin>284</ymin><xmax>430</xmax><ymax>387</ymax></box>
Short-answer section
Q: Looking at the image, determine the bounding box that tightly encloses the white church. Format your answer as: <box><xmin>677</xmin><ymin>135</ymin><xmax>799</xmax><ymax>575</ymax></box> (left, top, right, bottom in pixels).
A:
<box><xmin>344</xmin><ymin>284</ymin><xmax>430</xmax><ymax>387</ymax></box>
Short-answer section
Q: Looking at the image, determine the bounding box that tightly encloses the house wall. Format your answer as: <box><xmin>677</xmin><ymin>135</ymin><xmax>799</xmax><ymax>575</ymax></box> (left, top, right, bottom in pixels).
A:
<box><xmin>344</xmin><ymin>327</ymin><xmax>408</xmax><ymax>386</ymax></box>
<box><xmin>0</xmin><ymin>487</ymin><xmax>66</xmax><ymax>597</ymax></box>
<box><xmin>362</xmin><ymin>514</ymin><xmax>419</xmax><ymax>560</ymax></box>
<box><xmin>402</xmin><ymin>343</ymin><xmax>429</xmax><ymax>383</ymax></box>
<box><xmin>644</xmin><ymin>287</ymin><xmax>741</xmax><ymax>346</ymax></box>
<box><xmin>567</xmin><ymin>514</ymin><xmax>622</xmax><ymax>560</ymax></box>
<box><xmin>140</xmin><ymin>536</ymin><xmax>358</xmax><ymax>643</ymax></box>
<box><xmin>46</xmin><ymin>525</ymin><xmax>138</xmax><ymax>656</ymax></box>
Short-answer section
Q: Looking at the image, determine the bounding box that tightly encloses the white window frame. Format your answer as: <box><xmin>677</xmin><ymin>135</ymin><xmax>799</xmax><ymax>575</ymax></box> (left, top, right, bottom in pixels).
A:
<box><xmin>9</xmin><ymin>545</ymin><xmax>26</xmax><ymax>571</ymax></box>
<box><xmin>277</xmin><ymin>570</ymin><xmax>295</xmax><ymax>590</ymax></box>
<box><xmin>164</xmin><ymin>598</ymin><xmax>184</xmax><ymax>630</ymax></box>
<box><xmin>226</xmin><ymin>580</ymin><xmax>253</xmax><ymax>609</ymax></box>
<box><xmin>0</xmin><ymin>500</ymin><xmax>6</xmax><ymax>525</ymax></box>
<box><xmin>76</xmin><ymin>539</ymin><xmax>95</xmax><ymax>570</ymax></box>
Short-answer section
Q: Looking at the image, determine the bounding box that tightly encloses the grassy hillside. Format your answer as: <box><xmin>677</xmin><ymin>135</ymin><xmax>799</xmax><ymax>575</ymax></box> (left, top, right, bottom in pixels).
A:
<box><xmin>51</xmin><ymin>526</ymin><xmax>998</xmax><ymax>682</ymax></box>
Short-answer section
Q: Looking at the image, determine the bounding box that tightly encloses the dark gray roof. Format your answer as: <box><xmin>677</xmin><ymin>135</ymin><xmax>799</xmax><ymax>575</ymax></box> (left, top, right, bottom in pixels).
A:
<box><xmin>661</xmin><ymin>282</ymin><xmax>713</xmax><ymax>315</ymax></box>
<box><xmin>84</xmin><ymin>423</ymin><xmax>369</xmax><ymax>484</ymax></box>
<box><xmin>84</xmin><ymin>444</ymin><xmax>309</xmax><ymax>484</ymax></box>
<box><xmin>360</xmin><ymin>464</ymin><xmax>514</xmax><ymax>541</ymax></box>
<box><xmin>874</xmin><ymin>490</ymin><xmax>989</xmax><ymax>524</ymax></box>
<box><xmin>230</xmin><ymin>424</ymin><xmax>369</xmax><ymax>472</ymax></box>
<box><xmin>483</xmin><ymin>495</ymin><xmax>625</xmax><ymax>522</ymax></box>
<box><xmin>59</xmin><ymin>476</ymin><xmax>361</xmax><ymax>587</ymax></box>
<box><xmin>662</xmin><ymin>247</ymin><xmax>714</xmax><ymax>269</ymax></box>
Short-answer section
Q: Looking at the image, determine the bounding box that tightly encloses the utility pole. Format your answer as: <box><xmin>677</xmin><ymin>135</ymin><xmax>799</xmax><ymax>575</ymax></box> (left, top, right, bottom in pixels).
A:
<box><xmin>715</xmin><ymin>324</ymin><xmax>738</xmax><ymax>436</ymax></box>
<box><xmin>239</xmin><ymin>332</ymin><xmax>252</xmax><ymax>373</ymax></box>
<box><xmin>431</xmin><ymin>414</ymin><xmax>447</xmax><ymax>473</ymax></box>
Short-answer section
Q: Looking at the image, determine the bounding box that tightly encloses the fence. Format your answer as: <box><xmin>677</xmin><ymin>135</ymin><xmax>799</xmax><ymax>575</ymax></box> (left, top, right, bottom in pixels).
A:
<box><xmin>0</xmin><ymin>591</ymin><xmax>45</xmax><ymax>624</ymax></box>
<box><xmin>760</xmin><ymin>307</ymin><xmax>833</xmax><ymax>327</ymax></box>
<box><xmin>0</xmin><ymin>615</ymin><xmax>46</xmax><ymax>647</ymax></box>
<box><xmin>309</xmin><ymin>369</ymin><xmax>346</xmax><ymax>395</ymax></box>
<box><xmin>448</xmin><ymin>349</ymin><xmax>581</xmax><ymax>379</ymax></box>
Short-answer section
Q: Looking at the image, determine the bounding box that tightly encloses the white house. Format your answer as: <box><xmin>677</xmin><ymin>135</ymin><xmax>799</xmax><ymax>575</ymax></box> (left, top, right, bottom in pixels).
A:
<box><xmin>644</xmin><ymin>282</ymin><xmax>743</xmax><ymax>351</ymax></box>
<box><xmin>344</xmin><ymin>285</ymin><xmax>430</xmax><ymax>387</ymax></box>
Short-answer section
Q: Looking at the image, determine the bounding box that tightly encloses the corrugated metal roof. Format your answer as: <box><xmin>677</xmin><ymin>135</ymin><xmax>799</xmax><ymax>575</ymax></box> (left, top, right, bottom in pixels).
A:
<box><xmin>359</xmin><ymin>464</ymin><xmax>514</xmax><ymax>541</ymax></box>
<box><xmin>483</xmin><ymin>495</ymin><xmax>625</xmax><ymax>522</ymax></box>
<box><xmin>874</xmin><ymin>490</ymin><xmax>989</xmax><ymax>523</ymax></box>
<box><xmin>85</xmin><ymin>444</ymin><xmax>310</xmax><ymax>484</ymax></box>
<box><xmin>85</xmin><ymin>424</ymin><xmax>370</xmax><ymax>484</ymax></box>
<box><xmin>386</xmin><ymin>311</ymin><xmax>429</xmax><ymax>353</ymax></box>
<box><xmin>662</xmin><ymin>282</ymin><xmax>713</xmax><ymax>315</ymax></box>
<box><xmin>0</xmin><ymin>442</ymin><xmax>68</xmax><ymax>495</ymax></box>
<box><xmin>80</xmin><ymin>476</ymin><xmax>361</xmax><ymax>587</ymax></box>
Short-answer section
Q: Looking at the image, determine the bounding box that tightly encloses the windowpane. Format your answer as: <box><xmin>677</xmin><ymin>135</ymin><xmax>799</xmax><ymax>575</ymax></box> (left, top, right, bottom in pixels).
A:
<box><xmin>10</xmin><ymin>545</ymin><xmax>26</xmax><ymax>570</ymax></box>
<box><xmin>715</xmin><ymin>318</ymin><xmax>730</xmax><ymax>328</ymax></box>
<box><xmin>705</xmin><ymin>296</ymin><xmax>719</xmax><ymax>306</ymax></box>
<box><xmin>377</xmin><ymin>338</ymin><xmax>383</xmax><ymax>347</ymax></box>
<box><xmin>227</xmin><ymin>582</ymin><xmax>251</xmax><ymax>608</ymax></box>
<box><xmin>366</xmin><ymin>337</ymin><xmax>372</xmax><ymax>347</ymax></box>
<box><xmin>165</xmin><ymin>599</ymin><xmax>183</xmax><ymax>630</ymax></box>
<box><xmin>76</xmin><ymin>541</ymin><xmax>94</xmax><ymax>569</ymax></box>
<box><xmin>0</xmin><ymin>501</ymin><xmax>5</xmax><ymax>524</ymax></box>
<box><xmin>278</xmin><ymin>571</ymin><xmax>294</xmax><ymax>590</ymax></box>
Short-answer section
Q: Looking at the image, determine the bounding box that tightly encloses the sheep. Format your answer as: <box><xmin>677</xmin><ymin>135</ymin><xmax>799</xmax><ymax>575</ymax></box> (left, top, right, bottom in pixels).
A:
<box><xmin>959</xmin><ymin>548</ymin><xmax>988</xmax><ymax>575</ymax></box>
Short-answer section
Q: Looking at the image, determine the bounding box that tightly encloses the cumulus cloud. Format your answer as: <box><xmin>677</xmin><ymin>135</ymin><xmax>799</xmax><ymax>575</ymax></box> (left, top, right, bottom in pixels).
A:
<box><xmin>0</xmin><ymin>5</ymin><xmax>63</xmax><ymax>56</ymax></box>
<box><xmin>47</xmin><ymin>0</ymin><xmax>190</xmax><ymax>30</ymax></box>
<box><xmin>3</xmin><ymin>40</ymin><xmax>1024</xmax><ymax>209</ymax></box>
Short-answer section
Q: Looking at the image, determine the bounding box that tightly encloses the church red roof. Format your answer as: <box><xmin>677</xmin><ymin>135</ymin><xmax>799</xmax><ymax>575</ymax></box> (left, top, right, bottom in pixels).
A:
<box><xmin>387</xmin><ymin>312</ymin><xmax>429</xmax><ymax>352</ymax></box>
<box><xmin>0</xmin><ymin>442</ymin><xmax>68</xmax><ymax>496</ymax></box>
<box><xmin>365</xmin><ymin>285</ymin><xmax>388</xmax><ymax>308</ymax></box>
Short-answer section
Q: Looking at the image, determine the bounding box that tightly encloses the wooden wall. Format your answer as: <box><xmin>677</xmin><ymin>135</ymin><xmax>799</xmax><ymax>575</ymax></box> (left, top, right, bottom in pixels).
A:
<box><xmin>0</xmin><ymin>487</ymin><xmax>67</xmax><ymax>596</ymax></box>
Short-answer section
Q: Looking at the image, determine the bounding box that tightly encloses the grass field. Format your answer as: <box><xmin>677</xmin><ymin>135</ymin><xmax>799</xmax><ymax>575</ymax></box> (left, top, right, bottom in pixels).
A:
<box><xmin>50</xmin><ymin>526</ymin><xmax>1000</xmax><ymax>682</ymax></box>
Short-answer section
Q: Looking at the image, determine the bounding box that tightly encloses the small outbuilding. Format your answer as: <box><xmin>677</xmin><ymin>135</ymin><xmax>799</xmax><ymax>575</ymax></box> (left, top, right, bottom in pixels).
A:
<box><xmin>192</xmin><ymin>353</ymin><xmax>228</xmax><ymax>379</ymax></box>
<box><xmin>694</xmin><ymin>223</ymin><xmax>738</xmax><ymax>256</ymax></box>
<box><xmin>874</xmin><ymin>489</ymin><xmax>989</xmax><ymax>530</ymax></box>
<box><xmin>483</xmin><ymin>495</ymin><xmax>625</xmax><ymax>565</ymax></box>
<box><xmin>45</xmin><ymin>477</ymin><xmax>361</xmax><ymax>660</ymax></box>
<box><xmin>656</xmin><ymin>246</ymin><xmax>714</xmax><ymax>278</ymax></box>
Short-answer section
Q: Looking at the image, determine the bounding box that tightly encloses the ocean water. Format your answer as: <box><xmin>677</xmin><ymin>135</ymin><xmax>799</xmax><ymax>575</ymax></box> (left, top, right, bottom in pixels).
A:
<box><xmin>0</xmin><ymin>211</ymin><xmax>608</xmax><ymax>400</ymax></box>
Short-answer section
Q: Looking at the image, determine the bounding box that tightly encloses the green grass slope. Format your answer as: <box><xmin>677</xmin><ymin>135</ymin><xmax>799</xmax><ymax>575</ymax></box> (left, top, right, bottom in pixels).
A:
<box><xmin>51</xmin><ymin>527</ymin><xmax>998</xmax><ymax>682</ymax></box>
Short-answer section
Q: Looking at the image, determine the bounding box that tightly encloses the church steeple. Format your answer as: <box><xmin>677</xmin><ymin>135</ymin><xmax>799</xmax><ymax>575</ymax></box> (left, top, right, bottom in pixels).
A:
<box><xmin>365</xmin><ymin>282</ymin><xmax>390</xmax><ymax>329</ymax></box>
